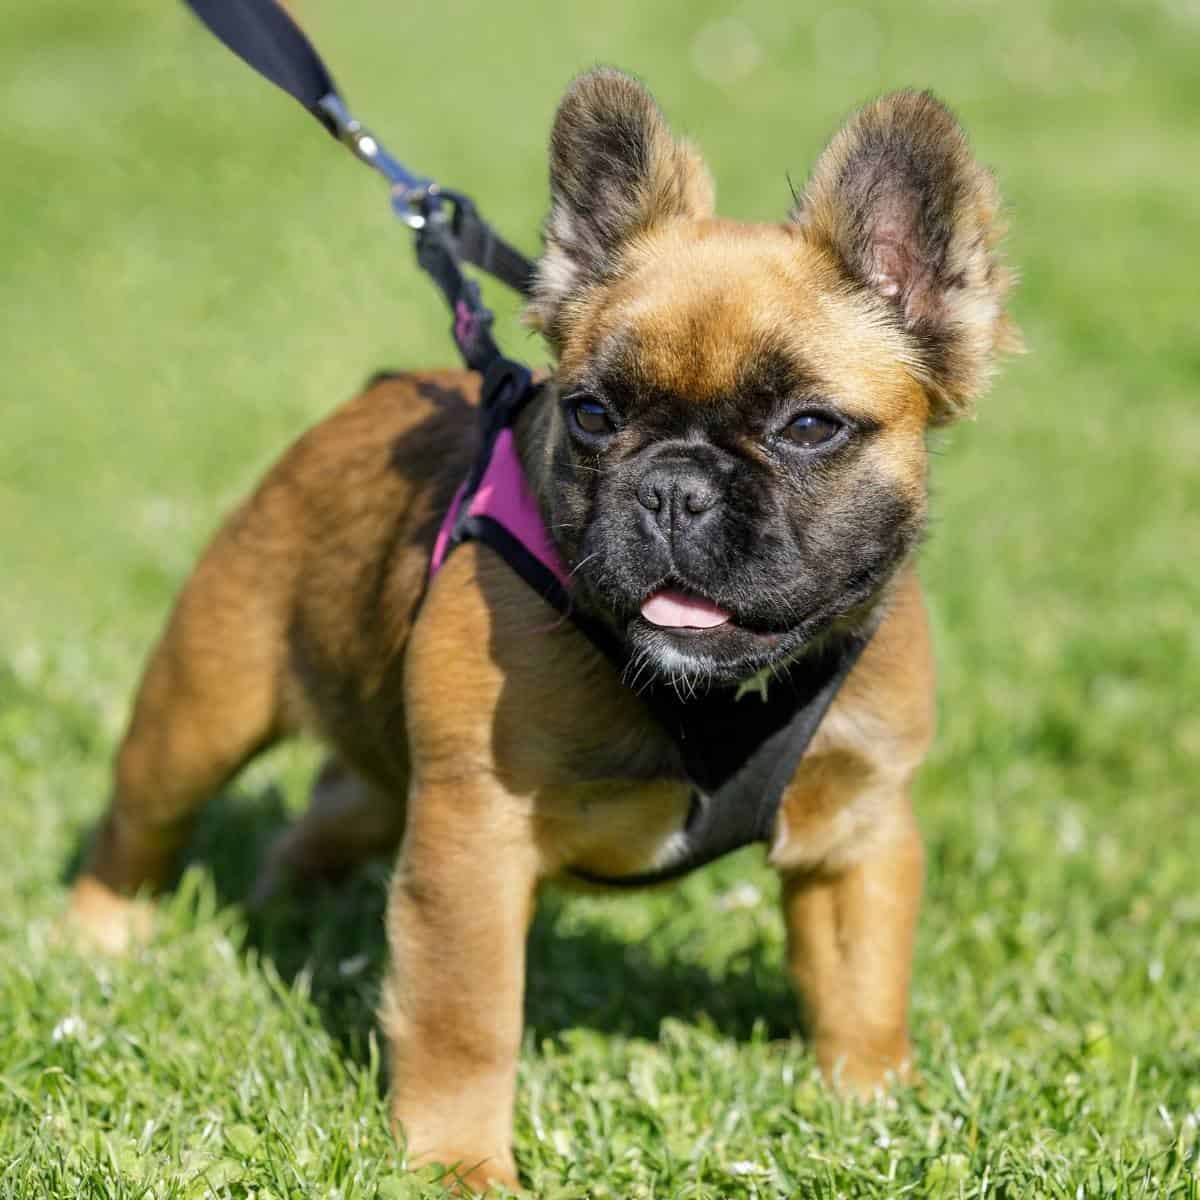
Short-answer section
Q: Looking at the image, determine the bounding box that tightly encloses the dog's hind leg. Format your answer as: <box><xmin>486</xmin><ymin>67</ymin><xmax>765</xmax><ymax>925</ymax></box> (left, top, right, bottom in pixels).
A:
<box><xmin>67</xmin><ymin>511</ymin><xmax>293</xmax><ymax>952</ymax></box>
<box><xmin>248</xmin><ymin>756</ymin><xmax>406</xmax><ymax>907</ymax></box>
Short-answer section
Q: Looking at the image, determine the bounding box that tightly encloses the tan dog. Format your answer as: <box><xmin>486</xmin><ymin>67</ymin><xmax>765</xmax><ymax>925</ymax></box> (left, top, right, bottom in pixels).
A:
<box><xmin>69</xmin><ymin>71</ymin><xmax>1018</xmax><ymax>1192</ymax></box>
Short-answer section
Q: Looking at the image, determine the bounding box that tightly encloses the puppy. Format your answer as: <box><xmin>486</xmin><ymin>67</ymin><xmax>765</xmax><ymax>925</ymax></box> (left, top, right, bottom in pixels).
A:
<box><xmin>69</xmin><ymin>70</ymin><xmax>1018</xmax><ymax>1192</ymax></box>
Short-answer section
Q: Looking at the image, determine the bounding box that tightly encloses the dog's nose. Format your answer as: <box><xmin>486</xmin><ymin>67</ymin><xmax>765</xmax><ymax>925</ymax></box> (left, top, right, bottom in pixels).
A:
<box><xmin>637</xmin><ymin>464</ymin><xmax>719</xmax><ymax>538</ymax></box>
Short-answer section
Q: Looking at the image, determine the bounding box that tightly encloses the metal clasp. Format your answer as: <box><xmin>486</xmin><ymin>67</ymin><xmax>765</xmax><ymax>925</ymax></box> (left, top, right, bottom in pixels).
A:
<box><xmin>389</xmin><ymin>182</ymin><xmax>442</xmax><ymax>230</ymax></box>
<box><xmin>315</xmin><ymin>91</ymin><xmax>432</xmax><ymax>200</ymax></box>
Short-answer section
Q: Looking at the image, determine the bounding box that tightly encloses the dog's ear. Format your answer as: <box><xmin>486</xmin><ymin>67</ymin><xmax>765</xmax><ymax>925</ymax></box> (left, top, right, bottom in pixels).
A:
<box><xmin>529</xmin><ymin>68</ymin><xmax>715</xmax><ymax>347</ymax></box>
<box><xmin>794</xmin><ymin>90</ymin><xmax>1021</xmax><ymax>423</ymax></box>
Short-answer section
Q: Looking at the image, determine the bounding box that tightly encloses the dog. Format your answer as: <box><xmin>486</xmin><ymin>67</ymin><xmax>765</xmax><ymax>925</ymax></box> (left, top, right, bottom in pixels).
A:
<box><xmin>68</xmin><ymin>69</ymin><xmax>1019</xmax><ymax>1192</ymax></box>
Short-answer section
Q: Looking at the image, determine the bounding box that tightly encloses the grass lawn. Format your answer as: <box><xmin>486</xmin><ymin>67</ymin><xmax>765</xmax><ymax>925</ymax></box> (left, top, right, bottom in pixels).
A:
<box><xmin>2</xmin><ymin>0</ymin><xmax>1199</xmax><ymax>1195</ymax></box>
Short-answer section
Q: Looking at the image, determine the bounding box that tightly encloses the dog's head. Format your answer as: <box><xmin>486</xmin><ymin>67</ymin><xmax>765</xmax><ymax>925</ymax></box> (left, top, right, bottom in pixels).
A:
<box><xmin>526</xmin><ymin>69</ymin><xmax>1019</xmax><ymax>687</ymax></box>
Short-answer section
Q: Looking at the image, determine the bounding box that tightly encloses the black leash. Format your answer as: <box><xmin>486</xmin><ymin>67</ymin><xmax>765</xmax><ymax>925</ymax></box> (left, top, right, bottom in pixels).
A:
<box><xmin>182</xmin><ymin>0</ymin><xmax>534</xmax><ymax>372</ymax></box>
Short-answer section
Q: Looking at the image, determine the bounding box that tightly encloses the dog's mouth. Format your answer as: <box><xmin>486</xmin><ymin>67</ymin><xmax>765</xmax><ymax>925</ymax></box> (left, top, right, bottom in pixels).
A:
<box><xmin>633</xmin><ymin>584</ymin><xmax>788</xmax><ymax>646</ymax></box>
<box><xmin>638</xmin><ymin>587</ymin><xmax>732</xmax><ymax>631</ymax></box>
<box><xmin>618</xmin><ymin>581</ymin><xmax>813</xmax><ymax>685</ymax></box>
<box><xmin>603</xmin><ymin>554</ymin><xmax>897</xmax><ymax>686</ymax></box>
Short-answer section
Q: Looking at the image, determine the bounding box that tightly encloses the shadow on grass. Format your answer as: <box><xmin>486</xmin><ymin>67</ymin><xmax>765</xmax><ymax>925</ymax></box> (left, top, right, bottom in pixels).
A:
<box><xmin>64</xmin><ymin>781</ymin><xmax>799</xmax><ymax>1069</ymax></box>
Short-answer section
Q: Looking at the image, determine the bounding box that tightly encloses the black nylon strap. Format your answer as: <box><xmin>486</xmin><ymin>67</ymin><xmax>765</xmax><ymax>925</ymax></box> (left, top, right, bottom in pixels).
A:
<box><xmin>183</xmin><ymin>0</ymin><xmax>340</xmax><ymax>130</ymax></box>
<box><xmin>460</xmin><ymin>517</ymin><xmax>630</xmax><ymax>667</ymax></box>
<box><xmin>450</xmin><ymin>199</ymin><xmax>537</xmax><ymax>297</ymax></box>
<box><xmin>415</xmin><ymin>217</ymin><xmax>504</xmax><ymax>372</ymax></box>
<box><xmin>465</xmin><ymin>517</ymin><xmax>570</xmax><ymax>613</ymax></box>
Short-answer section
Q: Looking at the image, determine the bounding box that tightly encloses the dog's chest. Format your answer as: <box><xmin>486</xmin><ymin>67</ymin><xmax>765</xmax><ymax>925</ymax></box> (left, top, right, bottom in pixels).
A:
<box><xmin>543</xmin><ymin>774</ymin><xmax>694</xmax><ymax>881</ymax></box>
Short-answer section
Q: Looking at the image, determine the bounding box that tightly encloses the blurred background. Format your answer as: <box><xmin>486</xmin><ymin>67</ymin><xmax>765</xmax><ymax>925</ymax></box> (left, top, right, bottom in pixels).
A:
<box><xmin>2</xmin><ymin>0</ymin><xmax>1198</xmax><ymax>1192</ymax></box>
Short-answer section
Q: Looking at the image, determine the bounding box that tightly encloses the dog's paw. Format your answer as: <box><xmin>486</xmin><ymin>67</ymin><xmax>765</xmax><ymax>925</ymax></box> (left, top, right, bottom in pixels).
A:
<box><xmin>451</xmin><ymin>1161</ymin><xmax>522</xmax><ymax>1196</ymax></box>
<box><xmin>815</xmin><ymin>1031</ymin><xmax>916</xmax><ymax>1099</ymax></box>
<box><xmin>59</xmin><ymin>876</ymin><xmax>154</xmax><ymax>955</ymax></box>
<box><xmin>414</xmin><ymin>1152</ymin><xmax>521</xmax><ymax>1196</ymax></box>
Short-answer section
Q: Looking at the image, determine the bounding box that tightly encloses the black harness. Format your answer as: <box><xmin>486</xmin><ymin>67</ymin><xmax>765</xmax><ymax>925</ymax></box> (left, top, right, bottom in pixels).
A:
<box><xmin>183</xmin><ymin>0</ymin><xmax>870</xmax><ymax>886</ymax></box>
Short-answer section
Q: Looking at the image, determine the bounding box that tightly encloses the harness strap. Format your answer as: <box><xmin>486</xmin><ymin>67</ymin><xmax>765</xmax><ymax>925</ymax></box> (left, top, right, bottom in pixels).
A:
<box><xmin>448</xmin><ymin>196</ymin><xmax>537</xmax><ymax>297</ymax></box>
<box><xmin>569</xmin><ymin>636</ymin><xmax>867</xmax><ymax>886</ymax></box>
<box><xmin>414</xmin><ymin>217</ymin><xmax>506</xmax><ymax>373</ymax></box>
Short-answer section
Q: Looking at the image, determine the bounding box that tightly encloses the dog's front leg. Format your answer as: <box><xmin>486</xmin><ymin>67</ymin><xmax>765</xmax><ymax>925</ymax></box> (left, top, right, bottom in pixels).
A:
<box><xmin>779</xmin><ymin>800</ymin><xmax>924</xmax><ymax>1095</ymax></box>
<box><xmin>381</xmin><ymin>775</ymin><xmax>537</xmax><ymax>1194</ymax></box>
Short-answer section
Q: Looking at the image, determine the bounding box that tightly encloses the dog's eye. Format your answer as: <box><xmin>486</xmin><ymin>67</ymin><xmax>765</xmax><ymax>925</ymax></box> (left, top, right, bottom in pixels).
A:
<box><xmin>782</xmin><ymin>412</ymin><xmax>843</xmax><ymax>448</ymax></box>
<box><xmin>570</xmin><ymin>396</ymin><xmax>615</xmax><ymax>437</ymax></box>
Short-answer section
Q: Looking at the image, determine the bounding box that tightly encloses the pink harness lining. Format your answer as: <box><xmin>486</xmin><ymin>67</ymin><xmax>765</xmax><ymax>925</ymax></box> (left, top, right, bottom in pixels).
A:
<box><xmin>430</xmin><ymin>428</ymin><xmax>569</xmax><ymax>586</ymax></box>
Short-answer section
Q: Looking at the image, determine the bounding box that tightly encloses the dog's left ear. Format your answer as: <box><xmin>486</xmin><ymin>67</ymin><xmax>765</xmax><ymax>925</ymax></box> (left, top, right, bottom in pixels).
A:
<box><xmin>795</xmin><ymin>91</ymin><xmax>1021</xmax><ymax>423</ymax></box>
<box><xmin>529</xmin><ymin>68</ymin><xmax>715</xmax><ymax>347</ymax></box>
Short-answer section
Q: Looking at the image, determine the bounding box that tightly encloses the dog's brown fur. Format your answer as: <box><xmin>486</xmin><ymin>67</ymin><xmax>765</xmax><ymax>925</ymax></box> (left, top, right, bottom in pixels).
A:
<box><xmin>68</xmin><ymin>71</ymin><xmax>1017</xmax><ymax>1192</ymax></box>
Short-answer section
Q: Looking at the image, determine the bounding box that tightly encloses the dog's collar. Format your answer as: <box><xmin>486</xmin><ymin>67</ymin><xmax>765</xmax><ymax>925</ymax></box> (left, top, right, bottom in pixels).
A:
<box><xmin>431</xmin><ymin>364</ymin><xmax>870</xmax><ymax>887</ymax></box>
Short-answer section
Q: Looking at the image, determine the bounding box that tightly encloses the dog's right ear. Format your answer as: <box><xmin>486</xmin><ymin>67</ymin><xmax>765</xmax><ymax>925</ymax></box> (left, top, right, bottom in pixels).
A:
<box><xmin>793</xmin><ymin>91</ymin><xmax>1021</xmax><ymax>423</ymax></box>
<box><xmin>528</xmin><ymin>68</ymin><xmax>715</xmax><ymax>348</ymax></box>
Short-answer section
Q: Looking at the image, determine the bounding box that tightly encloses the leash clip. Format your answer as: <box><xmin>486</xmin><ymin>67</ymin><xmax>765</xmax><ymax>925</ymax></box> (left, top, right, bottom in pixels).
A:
<box><xmin>313</xmin><ymin>88</ymin><xmax>534</xmax><ymax>295</ymax></box>
<box><xmin>315</xmin><ymin>92</ymin><xmax>431</xmax><ymax>198</ymax></box>
<box><xmin>390</xmin><ymin>182</ymin><xmax>442</xmax><ymax>230</ymax></box>
<box><xmin>317</xmin><ymin>89</ymin><xmax>447</xmax><ymax>233</ymax></box>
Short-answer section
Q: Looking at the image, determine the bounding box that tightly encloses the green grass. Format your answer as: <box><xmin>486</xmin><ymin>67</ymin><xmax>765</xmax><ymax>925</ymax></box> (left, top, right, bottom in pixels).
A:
<box><xmin>3</xmin><ymin>0</ymin><xmax>1199</xmax><ymax>1195</ymax></box>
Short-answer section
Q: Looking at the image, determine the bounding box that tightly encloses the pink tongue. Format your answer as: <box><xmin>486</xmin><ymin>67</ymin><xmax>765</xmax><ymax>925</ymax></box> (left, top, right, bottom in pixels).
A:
<box><xmin>640</xmin><ymin>589</ymin><xmax>732</xmax><ymax>629</ymax></box>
